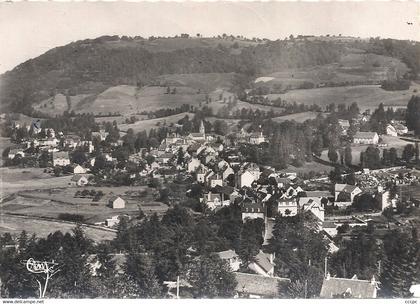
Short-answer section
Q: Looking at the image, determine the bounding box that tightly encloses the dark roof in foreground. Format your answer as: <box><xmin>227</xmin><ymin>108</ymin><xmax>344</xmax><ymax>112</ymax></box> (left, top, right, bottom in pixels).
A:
<box><xmin>320</xmin><ymin>276</ymin><xmax>378</xmax><ymax>298</ymax></box>
<box><xmin>234</xmin><ymin>272</ymin><xmax>290</xmax><ymax>298</ymax></box>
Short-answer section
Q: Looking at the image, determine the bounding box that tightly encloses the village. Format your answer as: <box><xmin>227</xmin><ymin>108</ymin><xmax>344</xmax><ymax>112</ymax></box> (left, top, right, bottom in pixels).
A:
<box><xmin>1</xmin><ymin>98</ymin><xmax>420</xmax><ymax>299</ymax></box>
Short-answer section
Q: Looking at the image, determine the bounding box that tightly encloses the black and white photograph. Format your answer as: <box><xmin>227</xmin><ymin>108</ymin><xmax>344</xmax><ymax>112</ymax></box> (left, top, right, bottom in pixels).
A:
<box><xmin>0</xmin><ymin>0</ymin><xmax>419</xmax><ymax>301</ymax></box>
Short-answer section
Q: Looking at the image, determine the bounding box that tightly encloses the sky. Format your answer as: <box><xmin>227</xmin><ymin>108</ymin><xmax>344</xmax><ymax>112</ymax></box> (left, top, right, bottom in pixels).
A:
<box><xmin>0</xmin><ymin>1</ymin><xmax>419</xmax><ymax>74</ymax></box>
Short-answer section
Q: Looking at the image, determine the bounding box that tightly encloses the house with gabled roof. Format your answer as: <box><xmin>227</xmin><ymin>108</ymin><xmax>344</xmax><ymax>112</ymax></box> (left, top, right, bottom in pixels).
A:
<box><xmin>300</xmin><ymin>197</ymin><xmax>325</xmax><ymax>222</ymax></box>
<box><xmin>70</xmin><ymin>174</ymin><xmax>89</xmax><ymax>187</ymax></box>
<box><xmin>187</xmin><ymin>158</ymin><xmax>201</xmax><ymax>173</ymax></box>
<box><xmin>335</xmin><ymin>184</ymin><xmax>362</xmax><ymax>206</ymax></box>
<box><xmin>320</xmin><ymin>274</ymin><xmax>379</xmax><ymax>298</ymax></box>
<box><xmin>241</xmin><ymin>201</ymin><xmax>265</xmax><ymax>222</ymax></box>
<box><xmin>52</xmin><ymin>151</ymin><xmax>70</xmax><ymax>166</ymax></box>
<box><xmin>276</xmin><ymin>198</ymin><xmax>298</xmax><ymax>216</ymax></box>
<box><xmin>217</xmin><ymin>250</ymin><xmax>241</xmax><ymax>271</ymax></box>
<box><xmin>249</xmin><ymin>251</ymin><xmax>275</xmax><ymax>277</ymax></box>
<box><xmin>234</xmin><ymin>272</ymin><xmax>290</xmax><ymax>298</ymax></box>
<box><xmin>353</xmin><ymin>131</ymin><xmax>379</xmax><ymax>145</ymax></box>
<box><xmin>202</xmin><ymin>192</ymin><xmax>222</xmax><ymax>210</ymax></box>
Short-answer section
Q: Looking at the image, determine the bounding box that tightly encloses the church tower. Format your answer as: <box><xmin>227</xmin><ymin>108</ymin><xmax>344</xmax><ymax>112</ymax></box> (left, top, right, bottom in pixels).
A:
<box><xmin>199</xmin><ymin>120</ymin><xmax>205</xmax><ymax>135</ymax></box>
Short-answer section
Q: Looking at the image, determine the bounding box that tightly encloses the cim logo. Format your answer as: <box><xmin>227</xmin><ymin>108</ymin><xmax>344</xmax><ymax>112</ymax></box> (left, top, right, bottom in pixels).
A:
<box><xmin>25</xmin><ymin>258</ymin><xmax>58</xmax><ymax>274</ymax></box>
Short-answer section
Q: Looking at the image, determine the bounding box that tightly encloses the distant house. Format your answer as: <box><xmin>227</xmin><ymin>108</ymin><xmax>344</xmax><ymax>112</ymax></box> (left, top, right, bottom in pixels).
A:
<box><xmin>196</xmin><ymin>166</ymin><xmax>209</xmax><ymax>183</ymax></box>
<box><xmin>248</xmin><ymin>251</ymin><xmax>275</xmax><ymax>277</ymax></box>
<box><xmin>353</xmin><ymin>132</ymin><xmax>379</xmax><ymax>145</ymax></box>
<box><xmin>338</xmin><ymin>119</ymin><xmax>350</xmax><ymax>135</ymax></box>
<box><xmin>393</xmin><ymin>122</ymin><xmax>408</xmax><ymax>135</ymax></box>
<box><xmin>221</xmin><ymin>166</ymin><xmax>234</xmax><ymax>181</ymax></box>
<box><xmin>276</xmin><ymin>198</ymin><xmax>298</xmax><ymax>216</ymax></box>
<box><xmin>91</xmin><ymin>131</ymin><xmax>109</xmax><ymax>142</ymax></box>
<box><xmin>72</xmin><ymin>164</ymin><xmax>87</xmax><ymax>174</ymax></box>
<box><xmin>335</xmin><ymin>184</ymin><xmax>362</xmax><ymax>205</ymax></box>
<box><xmin>320</xmin><ymin>274</ymin><xmax>379</xmax><ymax>298</ymax></box>
<box><xmin>70</xmin><ymin>175</ymin><xmax>89</xmax><ymax>187</ymax></box>
<box><xmin>217</xmin><ymin>250</ymin><xmax>241</xmax><ymax>271</ymax></box>
<box><xmin>241</xmin><ymin>202</ymin><xmax>265</xmax><ymax>222</ymax></box>
<box><xmin>208</xmin><ymin>173</ymin><xmax>223</xmax><ymax>188</ymax></box>
<box><xmin>157</xmin><ymin>152</ymin><xmax>173</xmax><ymax>165</ymax></box>
<box><xmin>300</xmin><ymin>197</ymin><xmax>325</xmax><ymax>222</ymax></box>
<box><xmin>202</xmin><ymin>192</ymin><xmax>222</xmax><ymax>210</ymax></box>
<box><xmin>283</xmin><ymin>185</ymin><xmax>304</xmax><ymax>198</ymax></box>
<box><xmin>109</xmin><ymin>196</ymin><xmax>126</xmax><ymax>209</ymax></box>
<box><xmin>237</xmin><ymin>170</ymin><xmax>257</xmax><ymax>188</ymax></box>
<box><xmin>234</xmin><ymin>272</ymin><xmax>290</xmax><ymax>298</ymax></box>
<box><xmin>323</xmin><ymin>221</ymin><xmax>338</xmax><ymax>237</ymax></box>
<box><xmin>52</xmin><ymin>151</ymin><xmax>70</xmax><ymax>166</ymax></box>
<box><xmin>187</xmin><ymin>158</ymin><xmax>201</xmax><ymax>173</ymax></box>
<box><xmin>105</xmin><ymin>215</ymin><xmax>120</xmax><ymax>227</ymax></box>
<box><xmin>249</xmin><ymin>132</ymin><xmax>266</xmax><ymax>145</ymax></box>
<box><xmin>8</xmin><ymin>148</ymin><xmax>25</xmax><ymax>159</ymax></box>
<box><xmin>386</xmin><ymin>124</ymin><xmax>398</xmax><ymax>137</ymax></box>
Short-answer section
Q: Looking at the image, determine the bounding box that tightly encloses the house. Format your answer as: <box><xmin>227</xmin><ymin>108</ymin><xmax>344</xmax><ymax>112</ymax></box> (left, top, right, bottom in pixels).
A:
<box><xmin>249</xmin><ymin>251</ymin><xmax>275</xmax><ymax>277</ymax></box>
<box><xmin>105</xmin><ymin>215</ymin><xmax>120</xmax><ymax>227</ymax></box>
<box><xmin>282</xmin><ymin>185</ymin><xmax>304</xmax><ymax>198</ymax></box>
<box><xmin>91</xmin><ymin>131</ymin><xmax>109</xmax><ymax>141</ymax></box>
<box><xmin>320</xmin><ymin>274</ymin><xmax>379</xmax><ymax>298</ymax></box>
<box><xmin>276</xmin><ymin>198</ymin><xmax>298</xmax><ymax>216</ymax></box>
<box><xmin>208</xmin><ymin>173</ymin><xmax>223</xmax><ymax>188</ymax></box>
<box><xmin>338</xmin><ymin>119</ymin><xmax>351</xmax><ymax>135</ymax></box>
<box><xmin>108</xmin><ymin>196</ymin><xmax>126</xmax><ymax>209</ymax></box>
<box><xmin>52</xmin><ymin>151</ymin><xmax>70</xmax><ymax>166</ymax></box>
<box><xmin>335</xmin><ymin>184</ymin><xmax>362</xmax><ymax>205</ymax></box>
<box><xmin>237</xmin><ymin>170</ymin><xmax>257</xmax><ymax>188</ymax></box>
<box><xmin>187</xmin><ymin>158</ymin><xmax>201</xmax><ymax>173</ymax></box>
<box><xmin>393</xmin><ymin>122</ymin><xmax>408</xmax><ymax>135</ymax></box>
<box><xmin>157</xmin><ymin>152</ymin><xmax>173</xmax><ymax>165</ymax></box>
<box><xmin>234</xmin><ymin>272</ymin><xmax>290</xmax><ymax>298</ymax></box>
<box><xmin>386</xmin><ymin>124</ymin><xmax>398</xmax><ymax>137</ymax></box>
<box><xmin>375</xmin><ymin>185</ymin><xmax>392</xmax><ymax>211</ymax></box>
<box><xmin>221</xmin><ymin>166</ymin><xmax>234</xmax><ymax>181</ymax></box>
<box><xmin>353</xmin><ymin>132</ymin><xmax>379</xmax><ymax>145</ymax></box>
<box><xmin>323</xmin><ymin>221</ymin><xmax>338</xmax><ymax>237</ymax></box>
<box><xmin>196</xmin><ymin>166</ymin><xmax>209</xmax><ymax>183</ymax></box>
<box><xmin>202</xmin><ymin>192</ymin><xmax>222</xmax><ymax>210</ymax></box>
<box><xmin>300</xmin><ymin>197</ymin><xmax>325</xmax><ymax>222</ymax></box>
<box><xmin>249</xmin><ymin>132</ymin><xmax>266</xmax><ymax>145</ymax></box>
<box><xmin>242</xmin><ymin>202</ymin><xmax>265</xmax><ymax>222</ymax></box>
<box><xmin>8</xmin><ymin>148</ymin><xmax>25</xmax><ymax>159</ymax></box>
<box><xmin>69</xmin><ymin>175</ymin><xmax>89</xmax><ymax>186</ymax></box>
<box><xmin>72</xmin><ymin>164</ymin><xmax>87</xmax><ymax>174</ymax></box>
<box><xmin>217</xmin><ymin>250</ymin><xmax>241</xmax><ymax>271</ymax></box>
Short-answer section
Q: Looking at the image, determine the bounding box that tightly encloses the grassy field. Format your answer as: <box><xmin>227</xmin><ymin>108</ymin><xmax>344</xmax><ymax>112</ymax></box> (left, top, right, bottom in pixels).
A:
<box><xmin>156</xmin><ymin>73</ymin><xmax>238</xmax><ymax>92</ymax></box>
<box><xmin>277</xmin><ymin>161</ymin><xmax>333</xmax><ymax>176</ymax></box>
<box><xmin>1</xmin><ymin>185</ymin><xmax>168</xmax><ymax>224</ymax></box>
<box><xmin>0</xmin><ymin>167</ymin><xmax>73</xmax><ymax>198</ymax></box>
<box><xmin>271</xmin><ymin>111</ymin><xmax>324</xmax><ymax>123</ymax></box>
<box><xmin>320</xmin><ymin>135</ymin><xmax>410</xmax><ymax>165</ymax></box>
<box><xmin>34</xmin><ymin>93</ymin><xmax>91</xmax><ymax>116</ymax></box>
<box><xmin>72</xmin><ymin>85</ymin><xmax>205</xmax><ymax>115</ymax></box>
<box><xmin>119</xmin><ymin>112</ymin><xmax>194</xmax><ymax>133</ymax></box>
<box><xmin>267</xmin><ymin>84</ymin><xmax>420</xmax><ymax>112</ymax></box>
<box><xmin>258</xmin><ymin>49</ymin><xmax>408</xmax><ymax>90</ymax></box>
<box><xmin>0</xmin><ymin>214</ymin><xmax>116</xmax><ymax>242</ymax></box>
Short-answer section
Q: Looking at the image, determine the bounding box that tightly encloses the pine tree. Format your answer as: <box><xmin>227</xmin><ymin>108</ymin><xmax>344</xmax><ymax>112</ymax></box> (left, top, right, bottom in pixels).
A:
<box><xmin>380</xmin><ymin>230</ymin><xmax>418</xmax><ymax>298</ymax></box>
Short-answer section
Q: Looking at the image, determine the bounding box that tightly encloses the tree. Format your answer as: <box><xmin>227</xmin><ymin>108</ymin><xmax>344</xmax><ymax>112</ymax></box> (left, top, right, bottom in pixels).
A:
<box><xmin>187</xmin><ymin>254</ymin><xmax>237</xmax><ymax>298</ymax></box>
<box><xmin>402</xmin><ymin>144</ymin><xmax>415</xmax><ymax>162</ymax></box>
<box><xmin>328</xmin><ymin>146</ymin><xmax>338</xmax><ymax>163</ymax></box>
<box><xmin>406</xmin><ymin>96</ymin><xmax>420</xmax><ymax>135</ymax></box>
<box><xmin>344</xmin><ymin>145</ymin><xmax>352</xmax><ymax>166</ymax></box>
<box><xmin>353</xmin><ymin>193</ymin><xmax>377</xmax><ymax>211</ymax></box>
<box><xmin>238</xmin><ymin>219</ymin><xmax>264</xmax><ymax>268</ymax></box>
<box><xmin>380</xmin><ymin>230</ymin><xmax>419</xmax><ymax>298</ymax></box>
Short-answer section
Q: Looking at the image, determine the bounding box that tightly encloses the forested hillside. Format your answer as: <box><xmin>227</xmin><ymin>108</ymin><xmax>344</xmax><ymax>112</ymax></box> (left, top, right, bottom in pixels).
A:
<box><xmin>0</xmin><ymin>35</ymin><xmax>419</xmax><ymax>115</ymax></box>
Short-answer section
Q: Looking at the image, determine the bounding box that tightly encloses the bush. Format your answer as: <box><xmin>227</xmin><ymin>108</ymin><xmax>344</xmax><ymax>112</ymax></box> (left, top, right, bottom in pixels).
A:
<box><xmin>381</xmin><ymin>79</ymin><xmax>410</xmax><ymax>91</ymax></box>
<box><xmin>58</xmin><ymin>213</ymin><xmax>85</xmax><ymax>222</ymax></box>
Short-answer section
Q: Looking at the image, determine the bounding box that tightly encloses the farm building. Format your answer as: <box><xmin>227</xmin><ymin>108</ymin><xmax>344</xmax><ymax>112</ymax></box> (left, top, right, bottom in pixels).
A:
<box><xmin>108</xmin><ymin>196</ymin><xmax>126</xmax><ymax>209</ymax></box>
<box><xmin>353</xmin><ymin>132</ymin><xmax>379</xmax><ymax>145</ymax></box>
<box><xmin>70</xmin><ymin>175</ymin><xmax>89</xmax><ymax>187</ymax></box>
<box><xmin>320</xmin><ymin>274</ymin><xmax>379</xmax><ymax>298</ymax></box>
<box><xmin>52</xmin><ymin>151</ymin><xmax>70</xmax><ymax>166</ymax></box>
<box><xmin>234</xmin><ymin>272</ymin><xmax>290</xmax><ymax>298</ymax></box>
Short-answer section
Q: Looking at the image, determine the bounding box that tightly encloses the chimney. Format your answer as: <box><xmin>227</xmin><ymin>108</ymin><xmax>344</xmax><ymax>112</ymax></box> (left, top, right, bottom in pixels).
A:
<box><xmin>270</xmin><ymin>253</ymin><xmax>275</xmax><ymax>264</ymax></box>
